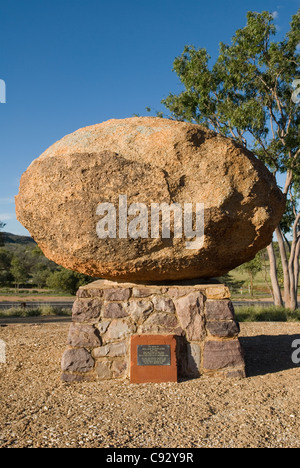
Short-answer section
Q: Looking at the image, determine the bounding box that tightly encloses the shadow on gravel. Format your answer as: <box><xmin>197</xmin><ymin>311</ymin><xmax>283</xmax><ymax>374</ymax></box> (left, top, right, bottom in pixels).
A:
<box><xmin>240</xmin><ymin>334</ymin><xmax>300</xmax><ymax>377</ymax></box>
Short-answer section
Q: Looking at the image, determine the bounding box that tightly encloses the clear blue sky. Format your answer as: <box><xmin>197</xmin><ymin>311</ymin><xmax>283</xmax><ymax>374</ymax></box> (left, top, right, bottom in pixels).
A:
<box><xmin>0</xmin><ymin>0</ymin><xmax>298</xmax><ymax>235</ymax></box>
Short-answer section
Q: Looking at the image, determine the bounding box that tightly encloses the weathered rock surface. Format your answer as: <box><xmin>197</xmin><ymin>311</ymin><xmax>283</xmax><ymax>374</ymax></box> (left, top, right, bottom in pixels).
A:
<box><xmin>15</xmin><ymin>117</ymin><xmax>285</xmax><ymax>282</ymax></box>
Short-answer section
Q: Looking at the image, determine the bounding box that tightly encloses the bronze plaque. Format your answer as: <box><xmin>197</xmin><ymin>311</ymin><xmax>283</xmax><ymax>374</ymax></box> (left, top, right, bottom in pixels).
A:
<box><xmin>130</xmin><ymin>335</ymin><xmax>177</xmax><ymax>383</ymax></box>
<box><xmin>137</xmin><ymin>344</ymin><xmax>171</xmax><ymax>366</ymax></box>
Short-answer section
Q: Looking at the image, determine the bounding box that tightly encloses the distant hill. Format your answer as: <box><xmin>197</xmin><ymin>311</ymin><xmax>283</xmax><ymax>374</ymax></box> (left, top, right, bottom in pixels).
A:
<box><xmin>2</xmin><ymin>232</ymin><xmax>36</xmax><ymax>247</ymax></box>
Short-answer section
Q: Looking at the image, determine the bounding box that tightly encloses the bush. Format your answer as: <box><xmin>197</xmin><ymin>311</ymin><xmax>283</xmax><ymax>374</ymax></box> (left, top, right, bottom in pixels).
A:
<box><xmin>40</xmin><ymin>305</ymin><xmax>72</xmax><ymax>316</ymax></box>
<box><xmin>0</xmin><ymin>307</ymin><xmax>41</xmax><ymax>318</ymax></box>
<box><xmin>0</xmin><ymin>305</ymin><xmax>72</xmax><ymax>318</ymax></box>
<box><xmin>46</xmin><ymin>268</ymin><xmax>93</xmax><ymax>295</ymax></box>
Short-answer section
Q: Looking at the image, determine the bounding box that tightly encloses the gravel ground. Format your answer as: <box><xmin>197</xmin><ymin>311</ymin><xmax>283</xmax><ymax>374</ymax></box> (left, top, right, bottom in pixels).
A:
<box><xmin>0</xmin><ymin>321</ymin><xmax>300</xmax><ymax>448</ymax></box>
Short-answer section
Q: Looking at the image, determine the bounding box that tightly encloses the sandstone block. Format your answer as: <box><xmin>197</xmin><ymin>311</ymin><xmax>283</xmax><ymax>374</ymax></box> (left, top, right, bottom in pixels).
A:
<box><xmin>96</xmin><ymin>361</ymin><xmax>111</xmax><ymax>380</ymax></box>
<box><xmin>205</xmin><ymin>286</ymin><xmax>231</xmax><ymax>300</ymax></box>
<box><xmin>206</xmin><ymin>321</ymin><xmax>240</xmax><ymax>338</ymax></box>
<box><xmin>67</xmin><ymin>324</ymin><xmax>101</xmax><ymax>348</ymax></box>
<box><xmin>138</xmin><ymin>313</ymin><xmax>179</xmax><ymax>334</ymax></box>
<box><xmin>126</xmin><ymin>300</ymin><xmax>153</xmax><ymax>323</ymax></box>
<box><xmin>102</xmin><ymin>302</ymin><xmax>129</xmax><ymax>319</ymax></box>
<box><xmin>205</xmin><ymin>300</ymin><xmax>235</xmax><ymax>320</ymax></box>
<box><xmin>186</xmin><ymin>343</ymin><xmax>201</xmax><ymax>377</ymax></box>
<box><xmin>77</xmin><ymin>288</ymin><xmax>103</xmax><ymax>298</ymax></box>
<box><xmin>203</xmin><ymin>340</ymin><xmax>245</xmax><ymax>370</ymax></box>
<box><xmin>175</xmin><ymin>292</ymin><xmax>205</xmax><ymax>341</ymax></box>
<box><xmin>133</xmin><ymin>287</ymin><xmax>160</xmax><ymax>298</ymax></box>
<box><xmin>72</xmin><ymin>299</ymin><xmax>102</xmax><ymax>323</ymax></box>
<box><xmin>152</xmin><ymin>296</ymin><xmax>175</xmax><ymax>313</ymax></box>
<box><xmin>97</xmin><ymin>320</ymin><xmax>111</xmax><ymax>334</ymax></box>
<box><xmin>93</xmin><ymin>341</ymin><xmax>127</xmax><ymax>358</ymax></box>
<box><xmin>103</xmin><ymin>288</ymin><xmax>131</xmax><ymax>301</ymax></box>
<box><xmin>112</xmin><ymin>359</ymin><xmax>128</xmax><ymax>379</ymax></box>
<box><xmin>61</xmin><ymin>348</ymin><xmax>94</xmax><ymax>373</ymax></box>
<box><xmin>167</xmin><ymin>288</ymin><xmax>195</xmax><ymax>299</ymax></box>
<box><xmin>104</xmin><ymin>319</ymin><xmax>135</xmax><ymax>342</ymax></box>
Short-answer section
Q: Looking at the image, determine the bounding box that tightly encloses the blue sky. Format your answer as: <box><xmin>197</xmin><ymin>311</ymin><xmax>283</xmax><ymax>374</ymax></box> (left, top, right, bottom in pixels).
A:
<box><xmin>0</xmin><ymin>0</ymin><xmax>298</xmax><ymax>235</ymax></box>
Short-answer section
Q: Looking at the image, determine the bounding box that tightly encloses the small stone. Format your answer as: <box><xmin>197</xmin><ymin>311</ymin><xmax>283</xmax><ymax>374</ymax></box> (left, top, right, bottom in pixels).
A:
<box><xmin>205</xmin><ymin>300</ymin><xmax>235</xmax><ymax>320</ymax></box>
<box><xmin>61</xmin><ymin>348</ymin><xmax>94</xmax><ymax>373</ymax></box>
<box><xmin>72</xmin><ymin>299</ymin><xmax>102</xmax><ymax>323</ymax></box>
<box><xmin>103</xmin><ymin>288</ymin><xmax>131</xmax><ymax>301</ymax></box>
<box><xmin>206</xmin><ymin>321</ymin><xmax>240</xmax><ymax>338</ymax></box>
<box><xmin>67</xmin><ymin>324</ymin><xmax>101</xmax><ymax>348</ymax></box>
<box><xmin>152</xmin><ymin>296</ymin><xmax>175</xmax><ymax>313</ymax></box>
<box><xmin>102</xmin><ymin>302</ymin><xmax>129</xmax><ymax>319</ymax></box>
<box><xmin>96</xmin><ymin>361</ymin><xmax>112</xmax><ymax>380</ymax></box>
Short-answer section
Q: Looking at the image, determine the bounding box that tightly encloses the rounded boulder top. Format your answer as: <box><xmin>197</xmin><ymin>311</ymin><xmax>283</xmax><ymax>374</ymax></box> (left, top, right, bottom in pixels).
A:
<box><xmin>16</xmin><ymin>117</ymin><xmax>286</xmax><ymax>283</ymax></box>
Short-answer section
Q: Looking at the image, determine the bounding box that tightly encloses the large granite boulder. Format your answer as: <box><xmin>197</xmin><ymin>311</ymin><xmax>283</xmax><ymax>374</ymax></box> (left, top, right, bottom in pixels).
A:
<box><xmin>15</xmin><ymin>117</ymin><xmax>285</xmax><ymax>282</ymax></box>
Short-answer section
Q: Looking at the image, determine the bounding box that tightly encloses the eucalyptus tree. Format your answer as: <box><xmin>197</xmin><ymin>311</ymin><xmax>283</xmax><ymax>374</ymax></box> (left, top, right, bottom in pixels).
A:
<box><xmin>158</xmin><ymin>10</ymin><xmax>300</xmax><ymax>309</ymax></box>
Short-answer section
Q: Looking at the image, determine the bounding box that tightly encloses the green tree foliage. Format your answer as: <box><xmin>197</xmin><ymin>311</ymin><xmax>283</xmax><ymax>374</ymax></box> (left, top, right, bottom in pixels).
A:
<box><xmin>159</xmin><ymin>9</ymin><xmax>300</xmax><ymax>309</ymax></box>
<box><xmin>0</xmin><ymin>247</ymin><xmax>13</xmax><ymax>286</ymax></box>
<box><xmin>46</xmin><ymin>268</ymin><xmax>93</xmax><ymax>295</ymax></box>
<box><xmin>10</xmin><ymin>256</ymin><xmax>29</xmax><ymax>289</ymax></box>
<box><xmin>0</xmin><ymin>221</ymin><xmax>5</xmax><ymax>247</ymax></box>
<box><xmin>238</xmin><ymin>254</ymin><xmax>263</xmax><ymax>297</ymax></box>
<box><xmin>162</xmin><ymin>11</ymin><xmax>299</xmax><ymax>166</ymax></box>
<box><xmin>0</xmin><ymin>237</ymin><xmax>92</xmax><ymax>294</ymax></box>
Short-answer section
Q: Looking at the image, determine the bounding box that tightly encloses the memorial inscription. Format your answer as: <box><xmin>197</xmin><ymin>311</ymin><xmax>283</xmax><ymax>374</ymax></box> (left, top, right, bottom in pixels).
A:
<box><xmin>137</xmin><ymin>345</ymin><xmax>171</xmax><ymax>366</ymax></box>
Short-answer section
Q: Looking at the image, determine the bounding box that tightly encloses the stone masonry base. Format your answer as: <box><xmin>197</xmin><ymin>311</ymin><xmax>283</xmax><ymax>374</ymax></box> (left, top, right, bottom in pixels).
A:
<box><xmin>61</xmin><ymin>280</ymin><xmax>246</xmax><ymax>383</ymax></box>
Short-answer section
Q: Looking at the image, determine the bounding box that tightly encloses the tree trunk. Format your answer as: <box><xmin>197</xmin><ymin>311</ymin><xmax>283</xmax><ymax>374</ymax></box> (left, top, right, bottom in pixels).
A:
<box><xmin>275</xmin><ymin>226</ymin><xmax>294</xmax><ymax>309</ymax></box>
<box><xmin>250</xmin><ymin>273</ymin><xmax>254</xmax><ymax>297</ymax></box>
<box><xmin>275</xmin><ymin>217</ymin><xmax>300</xmax><ymax>311</ymax></box>
<box><xmin>294</xmin><ymin>239</ymin><xmax>300</xmax><ymax>309</ymax></box>
<box><xmin>288</xmin><ymin>214</ymin><xmax>300</xmax><ymax>310</ymax></box>
<box><xmin>267</xmin><ymin>243</ymin><xmax>284</xmax><ymax>307</ymax></box>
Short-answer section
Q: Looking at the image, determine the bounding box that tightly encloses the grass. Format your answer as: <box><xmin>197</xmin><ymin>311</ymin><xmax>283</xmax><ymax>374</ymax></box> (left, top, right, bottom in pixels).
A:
<box><xmin>0</xmin><ymin>305</ymin><xmax>72</xmax><ymax>318</ymax></box>
<box><xmin>235</xmin><ymin>306</ymin><xmax>300</xmax><ymax>323</ymax></box>
<box><xmin>0</xmin><ymin>288</ymin><xmax>74</xmax><ymax>297</ymax></box>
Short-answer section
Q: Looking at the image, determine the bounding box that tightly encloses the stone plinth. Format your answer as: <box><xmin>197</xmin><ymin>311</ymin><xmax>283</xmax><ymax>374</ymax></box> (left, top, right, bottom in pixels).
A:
<box><xmin>61</xmin><ymin>280</ymin><xmax>246</xmax><ymax>383</ymax></box>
